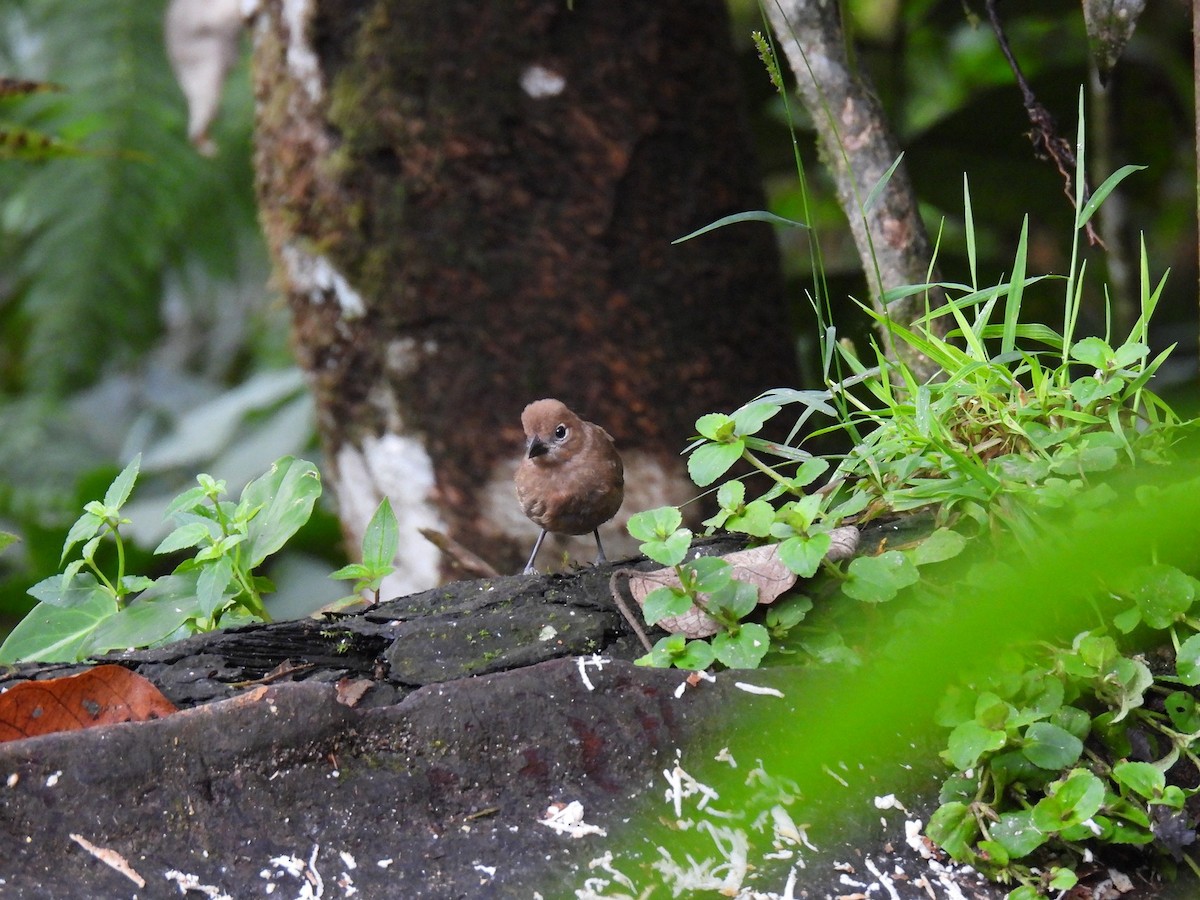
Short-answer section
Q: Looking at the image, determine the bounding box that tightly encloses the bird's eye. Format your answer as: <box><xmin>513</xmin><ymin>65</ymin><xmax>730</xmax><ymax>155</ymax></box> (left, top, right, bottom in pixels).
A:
<box><xmin>554</xmin><ymin>424</ymin><xmax>568</xmax><ymax>440</ymax></box>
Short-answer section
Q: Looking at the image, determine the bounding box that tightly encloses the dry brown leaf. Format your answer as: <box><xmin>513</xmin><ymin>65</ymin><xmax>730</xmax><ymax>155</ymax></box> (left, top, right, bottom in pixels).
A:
<box><xmin>0</xmin><ymin>664</ymin><xmax>177</xmax><ymax>743</ymax></box>
<box><xmin>623</xmin><ymin>527</ymin><xmax>860</xmax><ymax>638</ymax></box>
<box><xmin>335</xmin><ymin>677</ymin><xmax>373</xmax><ymax>708</ymax></box>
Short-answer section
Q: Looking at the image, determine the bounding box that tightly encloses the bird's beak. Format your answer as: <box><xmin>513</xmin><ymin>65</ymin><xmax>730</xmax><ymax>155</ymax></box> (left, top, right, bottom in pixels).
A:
<box><xmin>526</xmin><ymin>436</ymin><xmax>548</xmax><ymax>459</ymax></box>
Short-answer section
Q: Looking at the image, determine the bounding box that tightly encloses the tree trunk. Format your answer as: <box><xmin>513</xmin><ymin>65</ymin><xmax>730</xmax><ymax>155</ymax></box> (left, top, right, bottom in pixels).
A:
<box><xmin>250</xmin><ymin>0</ymin><xmax>795</xmax><ymax>591</ymax></box>
<box><xmin>765</xmin><ymin>0</ymin><xmax>945</xmax><ymax>379</ymax></box>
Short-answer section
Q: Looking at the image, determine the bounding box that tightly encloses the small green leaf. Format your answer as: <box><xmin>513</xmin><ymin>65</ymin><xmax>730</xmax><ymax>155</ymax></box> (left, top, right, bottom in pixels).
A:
<box><xmin>688</xmin><ymin>441</ymin><xmax>745</xmax><ymax>487</ymax></box>
<box><xmin>154</xmin><ymin>522</ymin><xmax>213</xmax><ymax>555</ymax></box>
<box><xmin>0</xmin><ymin>531</ymin><xmax>19</xmax><ymax>553</ymax></box>
<box><xmin>843</xmin><ymin>551</ymin><xmax>919</xmax><ymax>603</ymax></box>
<box><xmin>789</xmin><ymin>457</ymin><xmax>830</xmax><ymax>490</ymax></box>
<box><xmin>331</xmin><ymin>562</ymin><xmax>373</xmax><ymax>582</ymax></box>
<box><xmin>989</xmin><ymin>810</ymin><xmax>1047</xmax><ymax>858</ymax></box>
<box><xmin>1048</xmin><ymin>867</ymin><xmax>1078</xmax><ymax>891</ymax></box>
<box><xmin>945</xmin><ymin>720</ymin><xmax>1007</xmax><ymax>770</ymax></box>
<box><xmin>672</xmin><ymin>639</ymin><xmax>717</xmax><ymax>671</ymax></box>
<box><xmin>712</xmin><ymin>623</ymin><xmax>770</xmax><ymax>668</ymax></box>
<box><xmin>765</xmin><ymin>594</ymin><xmax>812</xmax><ymax>632</ymax></box>
<box><xmin>708</xmin><ymin>580</ymin><xmax>759</xmax><ymax>621</ymax></box>
<box><xmin>627</xmin><ymin>507</ymin><xmax>682</xmax><ymax>542</ymax></box>
<box><xmin>694</xmin><ymin>413</ymin><xmax>734</xmax><ymax>442</ymax></box>
<box><xmin>726</xmin><ymin>499</ymin><xmax>774</xmax><ymax>537</ymax></box>
<box><xmin>1112</xmin><ymin>761</ymin><xmax>1164</xmax><ymax>801</ymax></box>
<box><xmin>361</xmin><ymin>498</ymin><xmax>399</xmax><ymax>571</ymax></box>
<box><xmin>1165</xmin><ymin>691</ymin><xmax>1200</xmax><ymax>732</ymax></box>
<box><xmin>60</xmin><ymin>510</ymin><xmax>104</xmax><ymax>564</ymax></box>
<box><xmin>911</xmin><ymin>528</ymin><xmax>967</xmax><ymax>566</ymax></box>
<box><xmin>1069</xmin><ymin>336</ymin><xmax>1112</xmax><ymax>369</ymax></box>
<box><xmin>163</xmin><ymin>484</ymin><xmax>212</xmax><ymax>519</ymax></box>
<box><xmin>1022</xmin><ymin>722</ymin><xmax>1083</xmax><ymax>770</ymax></box>
<box><xmin>639</xmin><ymin>528</ymin><xmax>692</xmax><ymax>567</ymax></box>
<box><xmin>28</xmin><ymin>573</ymin><xmax>106</xmax><ymax>608</ymax></box>
<box><xmin>1128</xmin><ymin>564</ymin><xmax>1195</xmax><ymax>628</ymax></box>
<box><xmin>925</xmin><ymin>802</ymin><xmax>977</xmax><ymax>860</ymax></box>
<box><xmin>715</xmin><ymin>481</ymin><xmax>745</xmax><ymax>510</ymax></box>
<box><xmin>682</xmin><ymin>556</ymin><xmax>732</xmax><ymax>593</ymax></box>
<box><xmin>643</xmin><ymin>586</ymin><xmax>694</xmax><ymax>625</ymax></box>
<box><xmin>729</xmin><ymin>402</ymin><xmax>780</xmax><ymax>436</ymax></box>
<box><xmin>102</xmin><ymin>454</ymin><xmax>142</xmax><ymax>511</ymax></box>
<box><xmin>1032</xmin><ymin>769</ymin><xmax>1105</xmax><ymax>833</ymax></box>
<box><xmin>778</xmin><ymin>532</ymin><xmax>831</xmax><ymax>578</ymax></box>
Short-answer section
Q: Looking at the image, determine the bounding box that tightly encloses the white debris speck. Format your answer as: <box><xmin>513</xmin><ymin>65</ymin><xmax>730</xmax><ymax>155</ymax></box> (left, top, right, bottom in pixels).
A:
<box><xmin>714</xmin><ymin>747</ymin><xmax>737</xmax><ymax>768</ymax></box>
<box><xmin>164</xmin><ymin>870</ymin><xmax>232</xmax><ymax>899</ymax></box>
<box><xmin>45</xmin><ymin>771</ymin><xmax>61</xmax><ymax>788</ymax></box>
<box><xmin>376</xmin><ymin>859</ymin><xmax>393</xmax><ymax>868</ymax></box>
<box><xmin>539</xmin><ymin>801</ymin><xmax>606</xmax><ymax>838</ymax></box>
<box><xmin>575</xmin><ymin>655</ymin><xmax>608</xmax><ymax>691</ymax></box>
<box><xmin>874</xmin><ymin>794</ymin><xmax>908</xmax><ymax>813</ymax></box>
<box><xmin>864</xmin><ymin>856</ymin><xmax>902</xmax><ymax>900</ymax></box>
<box><xmin>733</xmin><ymin>681</ymin><xmax>784</xmax><ymax>697</ymax></box>
<box><xmin>538</xmin><ymin>625</ymin><xmax>558</xmax><ymax>642</ymax></box>
<box><xmin>5</xmin><ymin>773</ymin><xmax>17</xmax><ymax>788</ymax></box>
<box><xmin>519</xmin><ymin>65</ymin><xmax>566</xmax><ymax>98</ymax></box>
<box><xmin>473</xmin><ymin>863</ymin><xmax>496</xmax><ymax>879</ymax></box>
<box><xmin>338</xmin><ymin>851</ymin><xmax>356</xmax><ymax>870</ymax></box>
<box><xmin>282</xmin><ymin>0</ymin><xmax>323</xmax><ymax>103</ymax></box>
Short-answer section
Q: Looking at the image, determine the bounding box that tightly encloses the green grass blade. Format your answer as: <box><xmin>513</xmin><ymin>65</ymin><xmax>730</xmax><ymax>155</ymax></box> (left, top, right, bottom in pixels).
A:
<box><xmin>963</xmin><ymin>175</ymin><xmax>977</xmax><ymax>290</ymax></box>
<box><xmin>672</xmin><ymin>210</ymin><xmax>807</xmax><ymax>244</ymax></box>
<box><xmin>1001</xmin><ymin>215</ymin><xmax>1029</xmax><ymax>355</ymax></box>
<box><xmin>863</xmin><ymin>152</ymin><xmax>904</xmax><ymax>215</ymax></box>
<box><xmin>1078</xmin><ymin>164</ymin><xmax>1146</xmax><ymax>229</ymax></box>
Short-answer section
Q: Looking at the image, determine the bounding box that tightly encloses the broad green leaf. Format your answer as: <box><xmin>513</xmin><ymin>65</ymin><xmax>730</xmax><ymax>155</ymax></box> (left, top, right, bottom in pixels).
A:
<box><xmin>81</xmin><ymin>576</ymin><xmax>202</xmax><ymax>656</ymax></box>
<box><xmin>1048</xmin><ymin>868</ymin><xmax>1078</xmax><ymax>891</ymax></box>
<box><xmin>361</xmin><ymin>498</ymin><xmax>399</xmax><ymax>571</ymax></box>
<box><xmin>989</xmin><ymin>810</ymin><xmax>1047</xmax><ymax>858</ymax></box>
<box><xmin>712</xmin><ymin>623</ymin><xmax>770</xmax><ymax>669</ymax></box>
<box><xmin>0</xmin><ymin>590</ymin><xmax>118</xmax><ymax>663</ymax></box>
<box><xmin>239</xmin><ymin>457</ymin><xmax>322</xmax><ymax>567</ymax></box>
<box><xmin>945</xmin><ymin>721</ymin><xmax>1007</xmax><ymax>771</ymax></box>
<box><xmin>627</xmin><ymin>507</ymin><xmax>682</xmax><ymax>542</ymax></box>
<box><xmin>925</xmin><ymin>801</ymin><xmax>977</xmax><ymax>861</ymax></box>
<box><xmin>730</xmin><ymin>402</ymin><xmax>780</xmax><ymax>436</ymax></box>
<box><xmin>1111</xmin><ymin>761</ymin><xmax>1164</xmax><ymax>801</ymax></box>
<box><xmin>910</xmin><ymin>528</ymin><xmax>966</xmax><ymax>566</ymax></box>
<box><xmin>726</xmin><ymin>499</ymin><xmax>774</xmax><ymax>537</ymax></box>
<box><xmin>102</xmin><ymin>454</ymin><xmax>142</xmax><ymax>510</ymax></box>
<box><xmin>1165</xmin><ymin>691</ymin><xmax>1200</xmax><ymax>732</ymax></box>
<box><xmin>1175</xmin><ymin>634</ymin><xmax>1200</xmax><ymax>686</ymax></box>
<box><xmin>196</xmin><ymin>557</ymin><xmax>235</xmax><ymax>618</ymax></box>
<box><xmin>843</xmin><ymin>551</ymin><xmax>919</xmax><ymax>603</ymax></box>
<box><xmin>708</xmin><ymin>580</ymin><xmax>760</xmax><ymax>621</ymax></box>
<box><xmin>673</xmin><ymin>639</ymin><xmax>717</xmax><ymax>671</ymax></box>
<box><xmin>1128</xmin><ymin>564</ymin><xmax>1195</xmax><ymax>629</ymax></box>
<box><xmin>777</xmin><ymin>532</ymin><xmax>831</xmax><ymax>578</ymax></box>
<box><xmin>155</xmin><ymin>522</ymin><xmax>213</xmax><ymax>555</ymax></box>
<box><xmin>688</xmin><ymin>441</ymin><xmax>744</xmax><ymax>487</ymax></box>
<box><xmin>682</xmin><ymin>557</ymin><xmax>733</xmax><ymax>593</ymax></box>
<box><xmin>28</xmin><ymin>572</ymin><xmax>107</xmax><ymax>608</ymax></box>
<box><xmin>1050</xmin><ymin>705</ymin><xmax>1091</xmax><ymax>742</ymax></box>
<box><xmin>789</xmin><ymin>457</ymin><xmax>831</xmax><ymax>490</ymax></box>
<box><xmin>1032</xmin><ymin>769</ymin><xmax>1105</xmax><ymax>833</ymax></box>
<box><xmin>1069</xmin><ymin>336</ymin><xmax>1112</xmax><ymax>369</ymax></box>
<box><xmin>1022</xmin><ymin>722</ymin><xmax>1083</xmax><ymax>770</ymax></box>
<box><xmin>672</xmin><ymin>210</ymin><xmax>807</xmax><ymax>244</ymax></box>
<box><xmin>643</xmin><ymin>586</ymin><xmax>694</xmax><ymax>625</ymax></box>
<box><xmin>715</xmin><ymin>481</ymin><xmax>745</xmax><ymax>510</ymax></box>
<box><xmin>694</xmin><ymin>413</ymin><xmax>734</xmax><ymax>442</ymax></box>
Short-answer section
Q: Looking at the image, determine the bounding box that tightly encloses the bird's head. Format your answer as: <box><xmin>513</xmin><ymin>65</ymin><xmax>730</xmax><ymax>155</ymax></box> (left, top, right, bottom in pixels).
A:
<box><xmin>521</xmin><ymin>398</ymin><xmax>584</xmax><ymax>464</ymax></box>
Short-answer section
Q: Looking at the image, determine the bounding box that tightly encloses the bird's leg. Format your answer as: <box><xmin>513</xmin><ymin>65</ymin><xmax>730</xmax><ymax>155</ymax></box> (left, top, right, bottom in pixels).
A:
<box><xmin>592</xmin><ymin>529</ymin><xmax>608</xmax><ymax>566</ymax></box>
<box><xmin>523</xmin><ymin>528</ymin><xmax>548</xmax><ymax>574</ymax></box>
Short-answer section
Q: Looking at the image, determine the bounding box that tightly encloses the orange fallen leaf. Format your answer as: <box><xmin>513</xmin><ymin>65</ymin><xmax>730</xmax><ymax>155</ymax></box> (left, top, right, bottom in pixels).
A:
<box><xmin>0</xmin><ymin>664</ymin><xmax>177</xmax><ymax>743</ymax></box>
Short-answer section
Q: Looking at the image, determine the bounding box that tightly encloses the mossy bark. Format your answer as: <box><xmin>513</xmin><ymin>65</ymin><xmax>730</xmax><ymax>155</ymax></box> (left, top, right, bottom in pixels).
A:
<box><xmin>249</xmin><ymin>0</ymin><xmax>794</xmax><ymax>583</ymax></box>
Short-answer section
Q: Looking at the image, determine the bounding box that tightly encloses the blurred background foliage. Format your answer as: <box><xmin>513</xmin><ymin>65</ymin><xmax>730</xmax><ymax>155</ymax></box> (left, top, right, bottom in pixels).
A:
<box><xmin>0</xmin><ymin>0</ymin><xmax>1196</xmax><ymax>634</ymax></box>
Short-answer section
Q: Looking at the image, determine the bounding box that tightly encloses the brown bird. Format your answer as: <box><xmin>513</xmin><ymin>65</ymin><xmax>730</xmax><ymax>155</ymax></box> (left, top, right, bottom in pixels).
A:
<box><xmin>515</xmin><ymin>399</ymin><xmax>624</xmax><ymax>574</ymax></box>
